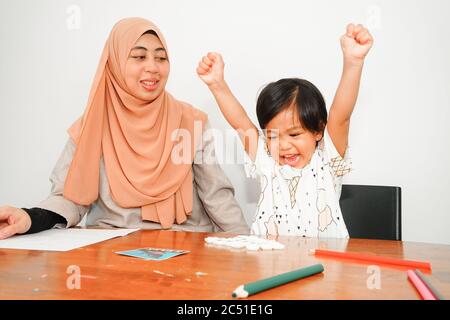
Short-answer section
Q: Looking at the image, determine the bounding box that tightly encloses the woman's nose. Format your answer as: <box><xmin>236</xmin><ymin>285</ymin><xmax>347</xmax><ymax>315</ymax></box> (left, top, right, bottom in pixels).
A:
<box><xmin>144</xmin><ymin>59</ymin><xmax>158</xmax><ymax>73</ymax></box>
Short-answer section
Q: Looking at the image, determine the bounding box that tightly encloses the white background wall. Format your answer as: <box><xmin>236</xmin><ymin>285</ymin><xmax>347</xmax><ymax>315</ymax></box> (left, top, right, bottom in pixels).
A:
<box><xmin>1</xmin><ymin>0</ymin><xmax>449</xmax><ymax>244</ymax></box>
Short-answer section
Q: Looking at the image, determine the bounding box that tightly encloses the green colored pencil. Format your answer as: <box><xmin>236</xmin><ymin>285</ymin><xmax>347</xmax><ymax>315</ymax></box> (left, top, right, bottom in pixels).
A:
<box><xmin>415</xmin><ymin>269</ymin><xmax>445</xmax><ymax>300</ymax></box>
<box><xmin>232</xmin><ymin>263</ymin><xmax>324</xmax><ymax>298</ymax></box>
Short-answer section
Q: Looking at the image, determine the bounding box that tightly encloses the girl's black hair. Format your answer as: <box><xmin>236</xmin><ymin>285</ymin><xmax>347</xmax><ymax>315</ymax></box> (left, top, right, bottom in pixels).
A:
<box><xmin>256</xmin><ymin>78</ymin><xmax>327</xmax><ymax>134</ymax></box>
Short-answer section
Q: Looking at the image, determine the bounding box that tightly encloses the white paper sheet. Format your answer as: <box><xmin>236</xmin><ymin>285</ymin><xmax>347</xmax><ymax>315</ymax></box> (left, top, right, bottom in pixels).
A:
<box><xmin>0</xmin><ymin>228</ymin><xmax>139</xmax><ymax>251</ymax></box>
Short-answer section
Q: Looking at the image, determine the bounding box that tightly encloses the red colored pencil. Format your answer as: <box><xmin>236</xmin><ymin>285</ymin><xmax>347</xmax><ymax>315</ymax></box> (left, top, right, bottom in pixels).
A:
<box><xmin>310</xmin><ymin>248</ymin><xmax>431</xmax><ymax>271</ymax></box>
<box><xmin>407</xmin><ymin>270</ymin><xmax>436</xmax><ymax>300</ymax></box>
<box><xmin>414</xmin><ymin>269</ymin><xmax>445</xmax><ymax>300</ymax></box>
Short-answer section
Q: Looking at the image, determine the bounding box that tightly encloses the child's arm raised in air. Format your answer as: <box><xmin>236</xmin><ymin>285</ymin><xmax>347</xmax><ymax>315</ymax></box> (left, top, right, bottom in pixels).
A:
<box><xmin>327</xmin><ymin>23</ymin><xmax>373</xmax><ymax>157</ymax></box>
<box><xmin>197</xmin><ymin>52</ymin><xmax>259</xmax><ymax>160</ymax></box>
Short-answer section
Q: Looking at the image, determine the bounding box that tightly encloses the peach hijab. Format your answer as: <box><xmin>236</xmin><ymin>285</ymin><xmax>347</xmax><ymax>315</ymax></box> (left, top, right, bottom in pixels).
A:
<box><xmin>63</xmin><ymin>17</ymin><xmax>207</xmax><ymax>228</ymax></box>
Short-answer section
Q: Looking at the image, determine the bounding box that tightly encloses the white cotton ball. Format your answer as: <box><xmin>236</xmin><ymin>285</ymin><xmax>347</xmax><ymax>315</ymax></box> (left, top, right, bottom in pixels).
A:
<box><xmin>213</xmin><ymin>238</ymin><xmax>226</xmax><ymax>244</ymax></box>
<box><xmin>253</xmin><ymin>238</ymin><xmax>266</xmax><ymax>244</ymax></box>
<box><xmin>228</xmin><ymin>241</ymin><xmax>246</xmax><ymax>249</ymax></box>
<box><xmin>204</xmin><ymin>237</ymin><xmax>214</xmax><ymax>244</ymax></box>
<box><xmin>246</xmin><ymin>243</ymin><xmax>260</xmax><ymax>251</ymax></box>
<box><xmin>206</xmin><ymin>236</ymin><xmax>284</xmax><ymax>251</ymax></box>
<box><xmin>272</xmin><ymin>242</ymin><xmax>285</xmax><ymax>250</ymax></box>
<box><xmin>209</xmin><ymin>238</ymin><xmax>223</xmax><ymax>245</ymax></box>
<box><xmin>260</xmin><ymin>243</ymin><xmax>275</xmax><ymax>250</ymax></box>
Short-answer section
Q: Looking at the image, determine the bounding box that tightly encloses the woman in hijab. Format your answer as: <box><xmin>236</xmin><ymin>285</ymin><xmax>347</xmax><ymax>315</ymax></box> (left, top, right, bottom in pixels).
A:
<box><xmin>0</xmin><ymin>18</ymin><xmax>249</xmax><ymax>239</ymax></box>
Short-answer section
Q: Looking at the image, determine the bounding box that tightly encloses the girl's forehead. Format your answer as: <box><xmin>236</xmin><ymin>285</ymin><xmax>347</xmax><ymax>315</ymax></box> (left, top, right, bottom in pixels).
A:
<box><xmin>266</xmin><ymin>108</ymin><xmax>302</xmax><ymax>130</ymax></box>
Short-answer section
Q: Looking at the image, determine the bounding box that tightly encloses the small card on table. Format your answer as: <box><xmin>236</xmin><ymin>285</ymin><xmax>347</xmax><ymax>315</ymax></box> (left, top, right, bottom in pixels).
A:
<box><xmin>115</xmin><ymin>247</ymin><xmax>189</xmax><ymax>261</ymax></box>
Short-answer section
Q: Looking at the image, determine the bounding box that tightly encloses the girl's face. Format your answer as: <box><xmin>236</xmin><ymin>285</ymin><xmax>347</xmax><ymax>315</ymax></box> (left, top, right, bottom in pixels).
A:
<box><xmin>265</xmin><ymin>106</ymin><xmax>323</xmax><ymax>169</ymax></box>
<box><xmin>125</xmin><ymin>33</ymin><xmax>170</xmax><ymax>102</ymax></box>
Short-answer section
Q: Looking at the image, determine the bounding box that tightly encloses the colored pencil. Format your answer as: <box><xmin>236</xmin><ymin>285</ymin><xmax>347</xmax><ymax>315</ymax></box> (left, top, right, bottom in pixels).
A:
<box><xmin>407</xmin><ymin>270</ymin><xmax>436</xmax><ymax>300</ymax></box>
<box><xmin>232</xmin><ymin>264</ymin><xmax>324</xmax><ymax>298</ymax></box>
<box><xmin>414</xmin><ymin>269</ymin><xmax>445</xmax><ymax>300</ymax></box>
<box><xmin>310</xmin><ymin>248</ymin><xmax>431</xmax><ymax>271</ymax></box>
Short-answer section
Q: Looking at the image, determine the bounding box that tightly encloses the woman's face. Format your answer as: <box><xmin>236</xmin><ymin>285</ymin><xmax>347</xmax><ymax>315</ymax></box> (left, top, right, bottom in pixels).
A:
<box><xmin>125</xmin><ymin>33</ymin><xmax>170</xmax><ymax>102</ymax></box>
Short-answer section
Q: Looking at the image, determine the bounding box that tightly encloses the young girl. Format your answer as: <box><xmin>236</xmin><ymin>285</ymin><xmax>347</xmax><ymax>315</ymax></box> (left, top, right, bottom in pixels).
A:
<box><xmin>197</xmin><ymin>24</ymin><xmax>373</xmax><ymax>238</ymax></box>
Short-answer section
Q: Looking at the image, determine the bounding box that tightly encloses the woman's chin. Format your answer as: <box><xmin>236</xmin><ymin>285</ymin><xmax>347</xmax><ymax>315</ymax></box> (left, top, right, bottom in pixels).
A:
<box><xmin>135</xmin><ymin>90</ymin><xmax>160</xmax><ymax>102</ymax></box>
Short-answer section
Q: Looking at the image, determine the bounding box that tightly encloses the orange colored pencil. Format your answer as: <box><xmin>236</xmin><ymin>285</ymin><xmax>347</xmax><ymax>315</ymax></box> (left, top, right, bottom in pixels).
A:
<box><xmin>310</xmin><ymin>248</ymin><xmax>431</xmax><ymax>271</ymax></box>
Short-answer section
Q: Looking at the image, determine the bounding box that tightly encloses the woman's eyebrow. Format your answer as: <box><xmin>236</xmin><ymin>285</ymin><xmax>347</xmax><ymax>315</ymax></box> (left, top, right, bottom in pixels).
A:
<box><xmin>130</xmin><ymin>47</ymin><xmax>166</xmax><ymax>54</ymax></box>
<box><xmin>130</xmin><ymin>46</ymin><xmax>147</xmax><ymax>51</ymax></box>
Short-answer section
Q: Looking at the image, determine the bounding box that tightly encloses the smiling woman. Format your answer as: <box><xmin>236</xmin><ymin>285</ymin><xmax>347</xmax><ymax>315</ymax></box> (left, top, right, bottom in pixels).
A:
<box><xmin>0</xmin><ymin>17</ymin><xmax>249</xmax><ymax>239</ymax></box>
<box><xmin>125</xmin><ymin>30</ymin><xmax>169</xmax><ymax>101</ymax></box>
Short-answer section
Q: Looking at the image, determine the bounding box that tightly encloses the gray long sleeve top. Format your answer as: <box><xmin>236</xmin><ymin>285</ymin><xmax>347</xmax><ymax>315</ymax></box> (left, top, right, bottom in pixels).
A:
<box><xmin>36</xmin><ymin>121</ymin><xmax>250</xmax><ymax>234</ymax></box>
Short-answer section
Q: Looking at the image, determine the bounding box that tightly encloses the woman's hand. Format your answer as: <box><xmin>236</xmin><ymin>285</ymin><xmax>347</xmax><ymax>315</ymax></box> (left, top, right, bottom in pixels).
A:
<box><xmin>0</xmin><ymin>205</ymin><xmax>31</xmax><ymax>239</ymax></box>
<box><xmin>341</xmin><ymin>23</ymin><xmax>373</xmax><ymax>64</ymax></box>
<box><xmin>197</xmin><ymin>52</ymin><xmax>226</xmax><ymax>89</ymax></box>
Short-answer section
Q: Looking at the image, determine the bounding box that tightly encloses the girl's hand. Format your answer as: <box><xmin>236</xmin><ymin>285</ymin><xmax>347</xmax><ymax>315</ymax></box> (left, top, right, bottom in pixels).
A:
<box><xmin>196</xmin><ymin>52</ymin><xmax>225</xmax><ymax>88</ymax></box>
<box><xmin>0</xmin><ymin>205</ymin><xmax>31</xmax><ymax>239</ymax></box>
<box><xmin>340</xmin><ymin>24</ymin><xmax>373</xmax><ymax>63</ymax></box>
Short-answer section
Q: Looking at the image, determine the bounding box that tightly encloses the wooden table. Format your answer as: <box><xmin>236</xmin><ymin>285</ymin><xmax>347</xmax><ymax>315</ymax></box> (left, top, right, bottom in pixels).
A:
<box><xmin>1</xmin><ymin>230</ymin><xmax>449</xmax><ymax>299</ymax></box>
